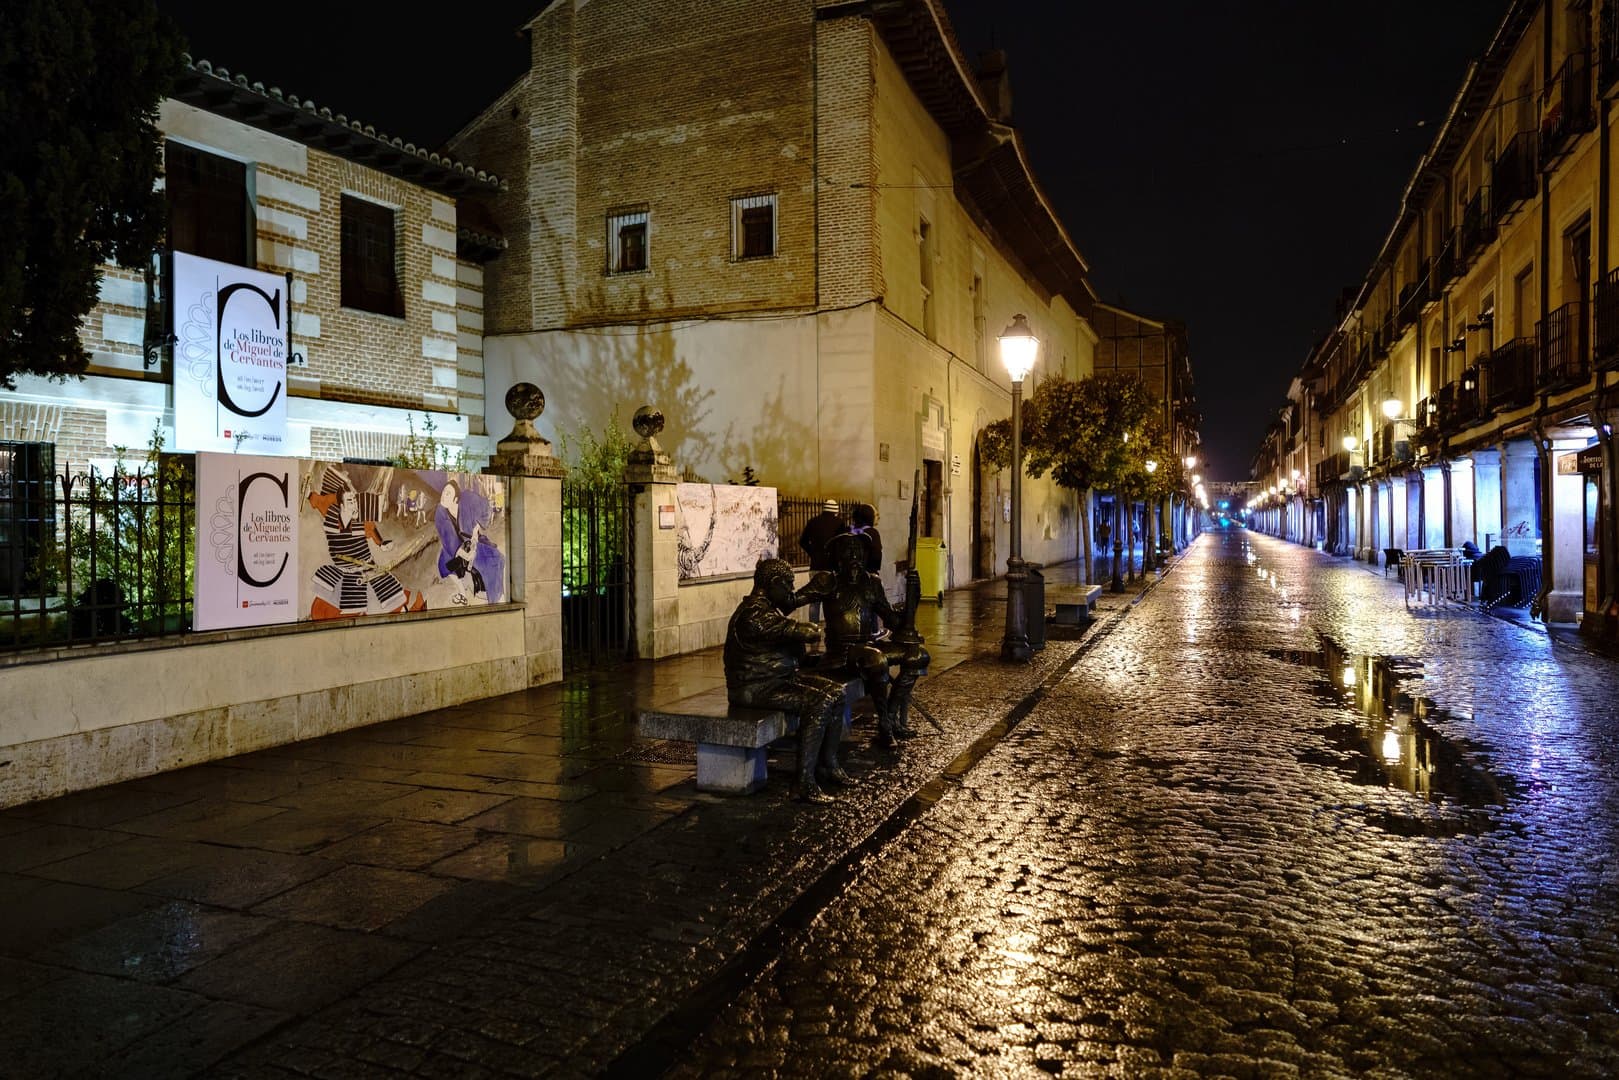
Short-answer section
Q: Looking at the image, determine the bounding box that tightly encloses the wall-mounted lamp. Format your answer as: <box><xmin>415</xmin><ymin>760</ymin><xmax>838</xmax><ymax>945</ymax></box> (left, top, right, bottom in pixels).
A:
<box><xmin>1443</xmin><ymin>337</ymin><xmax>1467</xmax><ymax>353</ymax></box>
<box><xmin>1464</xmin><ymin>311</ymin><xmax>1494</xmax><ymax>333</ymax></box>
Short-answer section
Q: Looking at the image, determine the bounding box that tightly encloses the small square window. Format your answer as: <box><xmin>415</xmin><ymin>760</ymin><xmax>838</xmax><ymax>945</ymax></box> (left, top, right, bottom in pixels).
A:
<box><xmin>341</xmin><ymin>195</ymin><xmax>404</xmax><ymax>317</ymax></box>
<box><xmin>731</xmin><ymin>194</ymin><xmax>776</xmax><ymax>260</ymax></box>
<box><xmin>607</xmin><ymin>210</ymin><xmax>649</xmax><ymax>274</ymax></box>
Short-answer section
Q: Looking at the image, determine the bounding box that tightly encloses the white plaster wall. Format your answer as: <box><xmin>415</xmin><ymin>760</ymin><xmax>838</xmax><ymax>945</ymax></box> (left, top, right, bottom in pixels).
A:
<box><xmin>675</xmin><ymin>577</ymin><xmax>756</xmax><ymax>655</ymax></box>
<box><xmin>484</xmin><ymin>314</ymin><xmax>828</xmax><ymax>492</ymax></box>
<box><xmin>0</xmin><ymin>608</ymin><xmax>527</xmax><ymax>808</ymax></box>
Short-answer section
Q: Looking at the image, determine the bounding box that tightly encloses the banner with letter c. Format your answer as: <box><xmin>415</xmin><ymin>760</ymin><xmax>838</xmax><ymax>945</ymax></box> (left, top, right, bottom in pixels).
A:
<box><xmin>172</xmin><ymin>251</ymin><xmax>291</xmax><ymax>455</ymax></box>
<box><xmin>194</xmin><ymin>453</ymin><xmax>301</xmax><ymax>630</ymax></box>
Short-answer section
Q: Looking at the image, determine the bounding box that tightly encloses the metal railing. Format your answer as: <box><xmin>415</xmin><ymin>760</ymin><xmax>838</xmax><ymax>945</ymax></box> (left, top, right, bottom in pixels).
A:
<box><xmin>2</xmin><ymin>449</ymin><xmax>195</xmax><ymax>654</ymax></box>
<box><xmin>1459</xmin><ymin>187</ymin><xmax>1495</xmax><ymax>260</ymax></box>
<box><xmin>1596</xmin><ymin>268</ymin><xmax>1619</xmax><ymax>371</ymax></box>
<box><xmin>561</xmin><ymin>481</ymin><xmax>633</xmax><ymax>669</ymax></box>
<box><xmin>1450</xmin><ymin>366</ymin><xmax>1484</xmax><ymax>431</ymax></box>
<box><xmin>1397</xmin><ymin>280</ymin><xmax>1427</xmax><ymax>328</ymax></box>
<box><xmin>1539</xmin><ymin>300</ymin><xmax>1590</xmax><ymax>392</ymax></box>
<box><xmin>1603</xmin><ymin>4</ymin><xmax>1619</xmax><ymax>98</ymax></box>
<box><xmin>1541</xmin><ymin>50</ymin><xmax>1596</xmax><ymax>163</ymax></box>
<box><xmin>1487</xmin><ymin>336</ymin><xmax>1538</xmax><ymax>411</ymax></box>
<box><xmin>778</xmin><ymin>495</ymin><xmax>855</xmax><ymax>568</ymax></box>
<box><xmin>1492</xmin><ymin>131</ymin><xmax>1537</xmax><ymax>216</ymax></box>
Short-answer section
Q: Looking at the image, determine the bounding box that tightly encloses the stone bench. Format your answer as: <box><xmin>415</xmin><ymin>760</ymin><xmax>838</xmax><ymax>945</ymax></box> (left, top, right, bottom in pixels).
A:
<box><xmin>636</xmin><ymin>678</ymin><xmax>864</xmax><ymax>795</ymax></box>
<box><xmin>1046</xmin><ymin>584</ymin><xmax>1104</xmax><ymax>625</ymax></box>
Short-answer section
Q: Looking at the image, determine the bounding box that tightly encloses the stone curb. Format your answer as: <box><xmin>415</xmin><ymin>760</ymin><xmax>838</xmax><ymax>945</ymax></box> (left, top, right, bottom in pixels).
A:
<box><xmin>602</xmin><ymin>555</ymin><xmax>1183</xmax><ymax>1074</ymax></box>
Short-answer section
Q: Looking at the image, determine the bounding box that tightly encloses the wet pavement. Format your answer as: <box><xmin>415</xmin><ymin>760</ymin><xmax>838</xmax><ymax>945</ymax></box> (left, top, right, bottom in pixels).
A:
<box><xmin>7</xmin><ymin>531</ymin><xmax>1616</xmax><ymax>1077</ymax></box>
<box><xmin>0</xmin><ymin>560</ymin><xmax>1122</xmax><ymax>1077</ymax></box>
<box><xmin>670</xmin><ymin>529</ymin><xmax>1619</xmax><ymax>1077</ymax></box>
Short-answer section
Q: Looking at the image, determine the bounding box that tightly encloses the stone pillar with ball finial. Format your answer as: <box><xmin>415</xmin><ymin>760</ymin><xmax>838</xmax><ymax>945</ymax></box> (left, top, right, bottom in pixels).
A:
<box><xmin>625</xmin><ymin>405</ymin><xmax>682</xmax><ymax>658</ymax></box>
<box><xmin>484</xmin><ymin>383</ymin><xmax>566</xmax><ymax>685</ymax></box>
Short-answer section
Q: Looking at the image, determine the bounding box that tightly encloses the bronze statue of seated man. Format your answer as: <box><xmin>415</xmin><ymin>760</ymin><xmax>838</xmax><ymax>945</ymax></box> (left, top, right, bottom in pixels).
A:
<box><xmin>799</xmin><ymin>532</ymin><xmax>929</xmax><ymax>748</ymax></box>
<box><xmin>723</xmin><ymin>557</ymin><xmax>856</xmax><ymax>802</ymax></box>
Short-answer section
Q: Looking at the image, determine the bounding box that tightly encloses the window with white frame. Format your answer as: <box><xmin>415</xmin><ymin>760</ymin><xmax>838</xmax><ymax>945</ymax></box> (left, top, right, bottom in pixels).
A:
<box><xmin>606</xmin><ymin>209</ymin><xmax>649</xmax><ymax>274</ymax></box>
<box><xmin>730</xmin><ymin>194</ymin><xmax>776</xmax><ymax>260</ymax></box>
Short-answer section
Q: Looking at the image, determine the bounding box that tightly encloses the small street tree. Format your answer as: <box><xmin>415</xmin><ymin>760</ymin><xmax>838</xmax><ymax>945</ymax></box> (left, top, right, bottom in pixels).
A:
<box><xmin>981</xmin><ymin>372</ymin><xmax>1158</xmax><ymax>584</ymax></box>
<box><xmin>0</xmin><ymin>0</ymin><xmax>182</xmax><ymax>388</ymax></box>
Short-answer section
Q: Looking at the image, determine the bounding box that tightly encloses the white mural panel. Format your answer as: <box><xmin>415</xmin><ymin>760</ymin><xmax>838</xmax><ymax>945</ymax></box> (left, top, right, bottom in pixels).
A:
<box><xmin>675</xmin><ymin>483</ymin><xmax>778</xmax><ymax>581</ymax></box>
<box><xmin>194</xmin><ymin>453</ymin><xmax>301</xmax><ymax>630</ymax></box>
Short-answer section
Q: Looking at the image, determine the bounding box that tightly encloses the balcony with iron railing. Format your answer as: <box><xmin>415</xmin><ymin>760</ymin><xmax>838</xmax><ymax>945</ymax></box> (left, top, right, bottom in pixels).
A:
<box><xmin>1595</xmin><ymin>268</ymin><xmax>1619</xmax><ymax>371</ymax></box>
<box><xmin>1373</xmin><ymin>421</ymin><xmax>1411</xmax><ymax>468</ymax></box>
<box><xmin>1541</xmin><ymin>50</ymin><xmax>1596</xmax><ymax>164</ymax></box>
<box><xmin>1487</xmin><ymin>336</ymin><xmax>1538</xmax><ymax>411</ymax></box>
<box><xmin>1315</xmin><ymin>451</ymin><xmax>1351</xmax><ymax>487</ymax></box>
<box><xmin>1492</xmin><ymin>131</ymin><xmax>1537</xmax><ymax>218</ymax></box>
<box><xmin>1410</xmin><ymin>396</ymin><xmax>1441</xmax><ymax>452</ymax></box>
<box><xmin>1459</xmin><ymin>187</ymin><xmax>1495</xmax><ymax>262</ymax></box>
<box><xmin>1447</xmin><ymin>366</ymin><xmax>1484</xmax><ymax>432</ymax></box>
<box><xmin>1435</xmin><ymin>382</ymin><xmax>1457</xmax><ymax>431</ymax></box>
<box><xmin>1396</xmin><ymin>280</ymin><xmax>1428</xmax><ymax>329</ymax></box>
<box><xmin>1603</xmin><ymin>3</ymin><xmax>1619</xmax><ymax>98</ymax></box>
<box><xmin>1539</xmin><ymin>300</ymin><xmax>1590</xmax><ymax>392</ymax></box>
<box><xmin>1436</xmin><ymin>239</ymin><xmax>1459</xmax><ymax>286</ymax></box>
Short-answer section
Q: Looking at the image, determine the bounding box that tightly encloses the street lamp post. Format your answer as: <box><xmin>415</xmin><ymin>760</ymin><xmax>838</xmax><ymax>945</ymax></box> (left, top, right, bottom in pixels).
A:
<box><xmin>999</xmin><ymin>314</ymin><xmax>1038</xmax><ymax>663</ymax></box>
<box><xmin>1143</xmin><ymin>459</ymin><xmax>1158</xmax><ymax>570</ymax></box>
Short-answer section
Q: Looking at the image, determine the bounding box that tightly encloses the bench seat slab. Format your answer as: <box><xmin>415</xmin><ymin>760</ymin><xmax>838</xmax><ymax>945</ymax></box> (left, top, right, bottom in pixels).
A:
<box><xmin>696</xmin><ymin>744</ymin><xmax>769</xmax><ymax>794</ymax></box>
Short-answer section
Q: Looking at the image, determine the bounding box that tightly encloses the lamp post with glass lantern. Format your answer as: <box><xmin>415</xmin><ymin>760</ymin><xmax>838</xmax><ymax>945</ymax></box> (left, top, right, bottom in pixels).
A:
<box><xmin>1143</xmin><ymin>459</ymin><xmax>1159</xmax><ymax>570</ymax></box>
<box><xmin>998</xmin><ymin>314</ymin><xmax>1037</xmax><ymax>663</ymax></box>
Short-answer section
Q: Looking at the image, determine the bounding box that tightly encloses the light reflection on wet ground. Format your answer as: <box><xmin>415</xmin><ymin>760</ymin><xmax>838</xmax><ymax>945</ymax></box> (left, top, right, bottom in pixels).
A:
<box><xmin>670</xmin><ymin>526</ymin><xmax>1619</xmax><ymax>1077</ymax></box>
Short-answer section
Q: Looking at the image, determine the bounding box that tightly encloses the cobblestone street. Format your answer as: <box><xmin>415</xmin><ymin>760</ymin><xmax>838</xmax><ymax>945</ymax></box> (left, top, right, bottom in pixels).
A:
<box><xmin>5</xmin><ymin>531</ymin><xmax>1618</xmax><ymax>1077</ymax></box>
<box><xmin>671</xmin><ymin>529</ymin><xmax>1619</xmax><ymax>1078</ymax></box>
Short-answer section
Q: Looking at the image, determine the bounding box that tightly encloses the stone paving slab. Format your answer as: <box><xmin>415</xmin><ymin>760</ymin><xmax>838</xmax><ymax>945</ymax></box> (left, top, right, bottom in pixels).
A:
<box><xmin>0</xmin><ymin>558</ymin><xmax>1142</xmax><ymax>1076</ymax></box>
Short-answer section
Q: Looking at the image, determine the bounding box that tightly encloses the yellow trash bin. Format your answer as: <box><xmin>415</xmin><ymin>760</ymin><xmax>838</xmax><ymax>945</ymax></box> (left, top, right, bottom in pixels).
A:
<box><xmin>913</xmin><ymin>537</ymin><xmax>947</xmax><ymax>603</ymax></box>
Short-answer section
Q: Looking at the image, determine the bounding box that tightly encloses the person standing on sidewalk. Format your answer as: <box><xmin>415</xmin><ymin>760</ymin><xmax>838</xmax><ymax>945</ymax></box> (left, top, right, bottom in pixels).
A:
<box><xmin>798</xmin><ymin>499</ymin><xmax>847</xmax><ymax>621</ymax></box>
<box><xmin>849</xmin><ymin>502</ymin><xmax>882</xmax><ymax>574</ymax></box>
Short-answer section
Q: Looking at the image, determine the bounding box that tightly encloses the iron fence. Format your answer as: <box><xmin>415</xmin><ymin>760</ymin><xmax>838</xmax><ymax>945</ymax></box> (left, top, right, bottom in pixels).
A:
<box><xmin>777</xmin><ymin>495</ymin><xmax>856</xmax><ymax>568</ymax></box>
<box><xmin>1</xmin><ymin>446</ymin><xmax>195</xmax><ymax>653</ymax></box>
<box><xmin>561</xmin><ymin>481</ymin><xmax>633</xmax><ymax>669</ymax></box>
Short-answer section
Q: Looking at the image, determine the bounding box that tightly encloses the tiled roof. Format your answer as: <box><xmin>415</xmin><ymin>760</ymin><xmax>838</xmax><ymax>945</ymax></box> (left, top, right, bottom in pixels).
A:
<box><xmin>855</xmin><ymin>0</ymin><xmax>1093</xmax><ymax>311</ymax></box>
<box><xmin>173</xmin><ymin>55</ymin><xmax>504</xmax><ymax>198</ymax></box>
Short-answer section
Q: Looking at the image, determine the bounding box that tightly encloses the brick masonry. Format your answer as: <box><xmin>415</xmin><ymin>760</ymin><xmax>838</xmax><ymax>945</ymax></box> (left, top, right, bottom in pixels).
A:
<box><xmin>18</xmin><ymin>101</ymin><xmax>490</xmax><ymax>462</ymax></box>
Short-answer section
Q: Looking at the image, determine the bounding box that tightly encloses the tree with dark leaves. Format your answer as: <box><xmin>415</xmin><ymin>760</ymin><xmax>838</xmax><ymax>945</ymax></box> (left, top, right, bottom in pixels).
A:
<box><xmin>0</xmin><ymin>0</ymin><xmax>182</xmax><ymax>388</ymax></box>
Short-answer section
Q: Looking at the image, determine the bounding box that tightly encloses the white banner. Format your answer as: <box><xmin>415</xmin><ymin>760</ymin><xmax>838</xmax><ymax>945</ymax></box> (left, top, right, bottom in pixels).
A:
<box><xmin>675</xmin><ymin>483</ymin><xmax>778</xmax><ymax>581</ymax></box>
<box><xmin>194</xmin><ymin>453</ymin><xmax>301</xmax><ymax>630</ymax></box>
<box><xmin>172</xmin><ymin>251</ymin><xmax>291</xmax><ymax>455</ymax></box>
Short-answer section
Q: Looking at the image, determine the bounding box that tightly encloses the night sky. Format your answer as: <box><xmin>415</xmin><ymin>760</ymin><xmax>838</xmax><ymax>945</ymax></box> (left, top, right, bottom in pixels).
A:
<box><xmin>156</xmin><ymin>0</ymin><xmax>1505</xmax><ymax>481</ymax></box>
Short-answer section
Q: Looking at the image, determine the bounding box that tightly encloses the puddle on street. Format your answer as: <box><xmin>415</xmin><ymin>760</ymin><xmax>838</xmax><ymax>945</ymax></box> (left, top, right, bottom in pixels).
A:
<box><xmin>1264</xmin><ymin>639</ymin><xmax>1512</xmax><ymax>809</ymax></box>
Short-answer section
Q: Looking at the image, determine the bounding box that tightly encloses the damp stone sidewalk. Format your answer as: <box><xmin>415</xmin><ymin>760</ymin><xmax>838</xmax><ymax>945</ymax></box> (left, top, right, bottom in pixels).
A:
<box><xmin>0</xmin><ymin>558</ymin><xmax>1145</xmax><ymax>1077</ymax></box>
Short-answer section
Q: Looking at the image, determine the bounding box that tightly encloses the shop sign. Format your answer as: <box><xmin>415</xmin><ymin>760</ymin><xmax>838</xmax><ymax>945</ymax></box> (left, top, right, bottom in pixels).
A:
<box><xmin>1578</xmin><ymin>445</ymin><xmax>1604</xmax><ymax>475</ymax></box>
<box><xmin>172</xmin><ymin>251</ymin><xmax>291</xmax><ymax>455</ymax></box>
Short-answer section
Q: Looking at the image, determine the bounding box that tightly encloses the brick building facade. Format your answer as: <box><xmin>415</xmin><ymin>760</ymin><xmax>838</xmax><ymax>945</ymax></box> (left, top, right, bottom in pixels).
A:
<box><xmin>2</xmin><ymin>57</ymin><xmax>503</xmax><ymax>470</ymax></box>
<box><xmin>453</xmin><ymin>0</ymin><xmax>1102</xmax><ymax>590</ymax></box>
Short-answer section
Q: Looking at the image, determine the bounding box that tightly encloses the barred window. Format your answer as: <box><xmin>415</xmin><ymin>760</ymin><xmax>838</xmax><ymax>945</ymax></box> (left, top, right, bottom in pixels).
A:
<box><xmin>730</xmin><ymin>194</ymin><xmax>776</xmax><ymax>260</ymax></box>
<box><xmin>341</xmin><ymin>195</ymin><xmax>404</xmax><ymax>317</ymax></box>
<box><xmin>166</xmin><ymin>141</ymin><xmax>254</xmax><ymax>268</ymax></box>
<box><xmin>0</xmin><ymin>441</ymin><xmax>54</xmax><ymax>598</ymax></box>
<box><xmin>607</xmin><ymin>209</ymin><xmax>649</xmax><ymax>274</ymax></box>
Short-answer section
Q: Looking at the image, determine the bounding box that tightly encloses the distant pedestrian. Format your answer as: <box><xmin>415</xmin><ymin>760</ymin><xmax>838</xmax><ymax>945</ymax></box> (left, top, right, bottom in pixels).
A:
<box><xmin>849</xmin><ymin>503</ymin><xmax>882</xmax><ymax>574</ymax></box>
<box><xmin>798</xmin><ymin>499</ymin><xmax>847</xmax><ymax>624</ymax></box>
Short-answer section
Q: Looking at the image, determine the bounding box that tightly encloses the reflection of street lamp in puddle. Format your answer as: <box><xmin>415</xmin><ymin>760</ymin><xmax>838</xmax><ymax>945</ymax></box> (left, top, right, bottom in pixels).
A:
<box><xmin>1381</xmin><ymin>729</ymin><xmax>1402</xmax><ymax>764</ymax></box>
<box><xmin>1341</xmin><ymin>664</ymin><xmax>1357</xmax><ymax>688</ymax></box>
